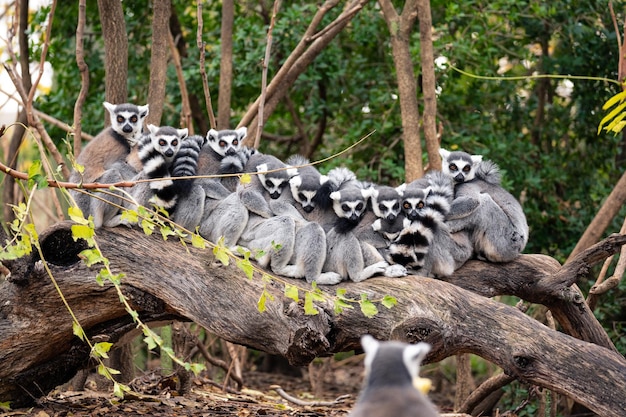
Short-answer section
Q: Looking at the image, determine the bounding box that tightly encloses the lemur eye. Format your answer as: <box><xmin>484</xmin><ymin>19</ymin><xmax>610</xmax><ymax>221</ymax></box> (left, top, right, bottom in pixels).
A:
<box><xmin>417</xmin><ymin>201</ymin><xmax>425</xmax><ymax>209</ymax></box>
<box><xmin>265</xmin><ymin>180</ymin><xmax>273</xmax><ymax>188</ymax></box>
<box><xmin>356</xmin><ymin>202</ymin><xmax>364</xmax><ymax>211</ymax></box>
<box><xmin>341</xmin><ymin>204</ymin><xmax>350</xmax><ymax>212</ymax></box>
<box><xmin>117</xmin><ymin>116</ymin><xmax>124</xmax><ymax>123</ymax></box>
<box><xmin>232</xmin><ymin>139</ymin><xmax>238</xmax><ymax>146</ymax></box>
<box><xmin>158</xmin><ymin>139</ymin><xmax>166</xmax><ymax>146</ymax></box>
<box><xmin>219</xmin><ymin>140</ymin><xmax>227</xmax><ymax>147</ymax></box>
<box><xmin>462</xmin><ymin>165</ymin><xmax>471</xmax><ymax>173</ymax></box>
<box><xmin>130</xmin><ymin>115</ymin><xmax>138</xmax><ymax>123</ymax></box>
<box><xmin>378</xmin><ymin>203</ymin><xmax>385</xmax><ymax>211</ymax></box>
<box><xmin>393</xmin><ymin>202</ymin><xmax>400</xmax><ymax>210</ymax></box>
<box><xmin>402</xmin><ymin>201</ymin><xmax>410</xmax><ymax>210</ymax></box>
<box><xmin>449</xmin><ymin>163</ymin><xmax>458</xmax><ymax>172</ymax></box>
<box><xmin>172</xmin><ymin>140</ymin><xmax>178</xmax><ymax>147</ymax></box>
<box><xmin>298</xmin><ymin>193</ymin><xmax>306</xmax><ymax>201</ymax></box>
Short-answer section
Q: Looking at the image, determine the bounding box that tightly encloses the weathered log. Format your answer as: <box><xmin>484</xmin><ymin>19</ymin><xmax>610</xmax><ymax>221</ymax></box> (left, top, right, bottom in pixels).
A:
<box><xmin>1</xmin><ymin>222</ymin><xmax>625</xmax><ymax>416</ymax></box>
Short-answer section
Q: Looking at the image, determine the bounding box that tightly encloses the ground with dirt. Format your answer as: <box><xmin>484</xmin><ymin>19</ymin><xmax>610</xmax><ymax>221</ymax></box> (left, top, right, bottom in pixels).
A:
<box><xmin>5</xmin><ymin>354</ymin><xmax>457</xmax><ymax>417</ymax></box>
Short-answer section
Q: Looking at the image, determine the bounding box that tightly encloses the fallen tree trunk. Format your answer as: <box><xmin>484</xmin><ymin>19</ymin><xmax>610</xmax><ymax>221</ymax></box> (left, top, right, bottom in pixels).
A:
<box><xmin>1</xmin><ymin>222</ymin><xmax>625</xmax><ymax>416</ymax></box>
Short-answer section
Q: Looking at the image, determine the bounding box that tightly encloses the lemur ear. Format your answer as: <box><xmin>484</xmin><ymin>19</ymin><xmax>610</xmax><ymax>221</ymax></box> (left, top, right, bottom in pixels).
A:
<box><xmin>396</xmin><ymin>183</ymin><xmax>406</xmax><ymax>196</ymax></box>
<box><xmin>207</xmin><ymin>129</ymin><xmax>219</xmax><ymax>142</ymax></box>
<box><xmin>289</xmin><ymin>175</ymin><xmax>302</xmax><ymax>187</ymax></box>
<box><xmin>103</xmin><ymin>101</ymin><xmax>115</xmax><ymax>113</ymax></box>
<box><xmin>319</xmin><ymin>175</ymin><xmax>329</xmax><ymax>185</ymax></box>
<box><xmin>329</xmin><ymin>191</ymin><xmax>341</xmax><ymax>201</ymax></box>
<box><xmin>138</xmin><ymin>104</ymin><xmax>150</xmax><ymax>118</ymax></box>
<box><xmin>471</xmin><ymin>155</ymin><xmax>483</xmax><ymax>165</ymax></box>
<box><xmin>147</xmin><ymin>124</ymin><xmax>159</xmax><ymax>135</ymax></box>
<box><xmin>438</xmin><ymin>148</ymin><xmax>450</xmax><ymax>159</ymax></box>
<box><xmin>177</xmin><ymin>128</ymin><xmax>189</xmax><ymax>140</ymax></box>
<box><xmin>286</xmin><ymin>167</ymin><xmax>299</xmax><ymax>178</ymax></box>
<box><xmin>256</xmin><ymin>163</ymin><xmax>268</xmax><ymax>173</ymax></box>
<box><xmin>235</xmin><ymin>126</ymin><xmax>248</xmax><ymax>142</ymax></box>
<box><xmin>370</xmin><ymin>188</ymin><xmax>379</xmax><ymax>200</ymax></box>
<box><xmin>361</xmin><ymin>188</ymin><xmax>375</xmax><ymax>199</ymax></box>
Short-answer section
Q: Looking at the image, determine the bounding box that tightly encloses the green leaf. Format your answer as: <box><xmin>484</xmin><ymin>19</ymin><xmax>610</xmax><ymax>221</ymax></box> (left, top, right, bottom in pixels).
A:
<box><xmin>304</xmin><ymin>292</ymin><xmax>319</xmax><ymax>315</ymax></box>
<box><xmin>72</xmin><ymin>321</ymin><xmax>85</xmax><ymax>341</ymax></box>
<box><xmin>113</xmin><ymin>382</ymin><xmax>130</xmax><ymax>398</ymax></box>
<box><xmin>188</xmin><ymin>362</ymin><xmax>206</xmax><ymax>375</ymax></box>
<box><xmin>27</xmin><ymin>160</ymin><xmax>47</xmax><ymax>189</ymax></box>
<box><xmin>333</xmin><ymin>298</ymin><xmax>353</xmax><ymax>315</ymax></box>
<box><xmin>381</xmin><ymin>295</ymin><xmax>398</xmax><ymax>309</ymax></box>
<box><xmin>141</xmin><ymin>218</ymin><xmax>155</xmax><ymax>235</ymax></box>
<box><xmin>121</xmin><ymin>209</ymin><xmax>138</xmax><ymax>224</ymax></box>
<box><xmin>92</xmin><ymin>342</ymin><xmax>114</xmax><ymax>359</ymax></box>
<box><xmin>257</xmin><ymin>290</ymin><xmax>268</xmax><ymax>313</ymax></box>
<box><xmin>236</xmin><ymin>257</ymin><xmax>254</xmax><ymax>279</ymax></box>
<box><xmin>143</xmin><ymin>334</ymin><xmax>157</xmax><ymax>350</ymax></box>
<box><xmin>79</xmin><ymin>248</ymin><xmax>106</xmax><ymax>267</ymax></box>
<box><xmin>261</xmin><ymin>273</ymin><xmax>273</xmax><ymax>283</ymax></box>
<box><xmin>191</xmin><ymin>233</ymin><xmax>206</xmax><ymax>249</ymax></box>
<box><xmin>360</xmin><ymin>299</ymin><xmax>378</xmax><ymax>318</ymax></box>
<box><xmin>71</xmin><ymin>224</ymin><xmax>94</xmax><ymax>244</ymax></box>
<box><xmin>601</xmin><ymin>90</ymin><xmax>626</xmax><ymax>110</ymax></box>
<box><xmin>68</xmin><ymin>206</ymin><xmax>89</xmax><ymax>225</ymax></box>
<box><xmin>284</xmin><ymin>283</ymin><xmax>299</xmax><ymax>302</ymax></box>
<box><xmin>240</xmin><ymin>173</ymin><xmax>251</xmax><ymax>184</ymax></box>
<box><xmin>0</xmin><ymin>401</ymin><xmax>11</xmax><ymax>411</ymax></box>
<box><xmin>160</xmin><ymin>225</ymin><xmax>175</xmax><ymax>240</ymax></box>
<box><xmin>96</xmin><ymin>363</ymin><xmax>108</xmax><ymax>377</ymax></box>
<box><xmin>213</xmin><ymin>237</ymin><xmax>230</xmax><ymax>265</ymax></box>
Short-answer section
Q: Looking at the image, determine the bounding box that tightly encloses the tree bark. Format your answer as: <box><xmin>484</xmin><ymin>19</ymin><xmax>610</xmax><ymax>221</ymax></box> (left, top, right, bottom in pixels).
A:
<box><xmin>378</xmin><ymin>0</ymin><xmax>423</xmax><ymax>181</ymax></box>
<box><xmin>97</xmin><ymin>0</ymin><xmax>129</xmax><ymax>108</ymax></box>
<box><xmin>417</xmin><ymin>0</ymin><xmax>440</xmax><ymax>171</ymax></box>
<box><xmin>146</xmin><ymin>0</ymin><xmax>171</xmax><ymax>126</ymax></box>
<box><xmin>1</xmin><ymin>223</ymin><xmax>625</xmax><ymax>416</ymax></box>
<box><xmin>217</xmin><ymin>0</ymin><xmax>234</xmax><ymax>129</ymax></box>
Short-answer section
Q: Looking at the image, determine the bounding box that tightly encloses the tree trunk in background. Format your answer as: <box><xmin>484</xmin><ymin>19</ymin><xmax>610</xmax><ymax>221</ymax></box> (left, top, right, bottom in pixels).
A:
<box><xmin>378</xmin><ymin>0</ymin><xmax>423</xmax><ymax>182</ymax></box>
<box><xmin>97</xmin><ymin>0</ymin><xmax>129</xmax><ymax>112</ymax></box>
<box><xmin>217</xmin><ymin>0</ymin><xmax>234</xmax><ymax>129</ymax></box>
<box><xmin>3</xmin><ymin>0</ymin><xmax>33</xmax><ymax>225</ymax></box>
<box><xmin>146</xmin><ymin>0</ymin><xmax>172</xmax><ymax>126</ymax></box>
<box><xmin>417</xmin><ymin>0</ymin><xmax>440</xmax><ymax>171</ymax></box>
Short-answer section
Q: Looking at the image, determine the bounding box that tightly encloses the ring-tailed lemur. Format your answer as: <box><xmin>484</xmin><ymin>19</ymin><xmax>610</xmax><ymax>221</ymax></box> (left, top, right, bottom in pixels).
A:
<box><xmin>69</xmin><ymin>101</ymin><xmax>149</xmax><ymax>227</ymax></box>
<box><xmin>196</xmin><ymin>127</ymin><xmax>252</xmax><ymax>250</ymax></box>
<box><xmin>388</xmin><ymin>171</ymin><xmax>472</xmax><ymax>277</ymax></box>
<box><xmin>348</xmin><ymin>335</ymin><xmax>440</xmax><ymax>417</ymax></box>
<box><xmin>233</xmin><ymin>152</ymin><xmax>301</xmax><ymax>276</ymax></box>
<box><xmin>259</xmin><ymin>154</ymin><xmax>342</xmax><ymax>285</ymax></box>
<box><xmin>311</xmin><ymin>167</ymin><xmax>393</xmax><ymax>283</ymax></box>
<box><xmin>439</xmin><ymin>148</ymin><xmax>528</xmax><ymax>262</ymax></box>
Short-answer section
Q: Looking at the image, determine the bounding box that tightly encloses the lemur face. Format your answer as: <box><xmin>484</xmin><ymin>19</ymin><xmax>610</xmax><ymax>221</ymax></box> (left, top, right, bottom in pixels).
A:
<box><xmin>147</xmin><ymin>125</ymin><xmax>188</xmax><ymax>162</ymax></box>
<box><xmin>439</xmin><ymin>148</ymin><xmax>482</xmax><ymax>184</ymax></box>
<box><xmin>256</xmin><ymin>162</ymin><xmax>296</xmax><ymax>200</ymax></box>
<box><xmin>206</xmin><ymin>127</ymin><xmax>247</xmax><ymax>157</ymax></box>
<box><xmin>330</xmin><ymin>187</ymin><xmax>372</xmax><ymax>224</ymax></box>
<box><xmin>105</xmin><ymin>101</ymin><xmax>149</xmax><ymax>144</ymax></box>
<box><xmin>400</xmin><ymin>188</ymin><xmax>429</xmax><ymax>222</ymax></box>
<box><xmin>371</xmin><ymin>186</ymin><xmax>403</xmax><ymax>222</ymax></box>
<box><xmin>289</xmin><ymin>174</ymin><xmax>326</xmax><ymax>213</ymax></box>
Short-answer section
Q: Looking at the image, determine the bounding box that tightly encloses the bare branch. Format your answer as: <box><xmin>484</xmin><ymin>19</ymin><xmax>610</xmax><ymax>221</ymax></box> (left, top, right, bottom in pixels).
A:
<box><xmin>197</xmin><ymin>1</ymin><xmax>216</xmax><ymax>130</ymax></box>
<box><xmin>254</xmin><ymin>0</ymin><xmax>281</xmax><ymax>149</ymax></box>
<box><xmin>168</xmin><ymin>30</ymin><xmax>193</xmax><ymax>133</ymax></box>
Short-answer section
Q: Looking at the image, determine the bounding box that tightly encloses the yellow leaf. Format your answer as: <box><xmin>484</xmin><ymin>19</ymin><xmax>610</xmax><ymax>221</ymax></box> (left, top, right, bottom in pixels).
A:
<box><xmin>68</xmin><ymin>206</ymin><xmax>89</xmax><ymax>225</ymax></box>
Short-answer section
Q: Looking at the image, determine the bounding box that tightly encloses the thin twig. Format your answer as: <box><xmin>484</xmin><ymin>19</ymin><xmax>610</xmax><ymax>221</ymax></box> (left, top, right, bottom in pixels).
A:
<box><xmin>270</xmin><ymin>385</ymin><xmax>350</xmax><ymax>406</ymax></box>
<box><xmin>254</xmin><ymin>0</ymin><xmax>281</xmax><ymax>149</ymax></box>
<box><xmin>168</xmin><ymin>30</ymin><xmax>193</xmax><ymax>133</ymax></box>
<box><xmin>197</xmin><ymin>2</ymin><xmax>216</xmax><ymax>129</ymax></box>
<box><xmin>193</xmin><ymin>339</ymin><xmax>244</xmax><ymax>388</ymax></box>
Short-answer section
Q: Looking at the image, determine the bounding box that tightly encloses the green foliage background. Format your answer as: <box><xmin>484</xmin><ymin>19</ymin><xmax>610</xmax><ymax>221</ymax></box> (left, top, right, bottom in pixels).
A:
<box><xmin>23</xmin><ymin>0</ymin><xmax>626</xmax><ymax>364</ymax></box>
